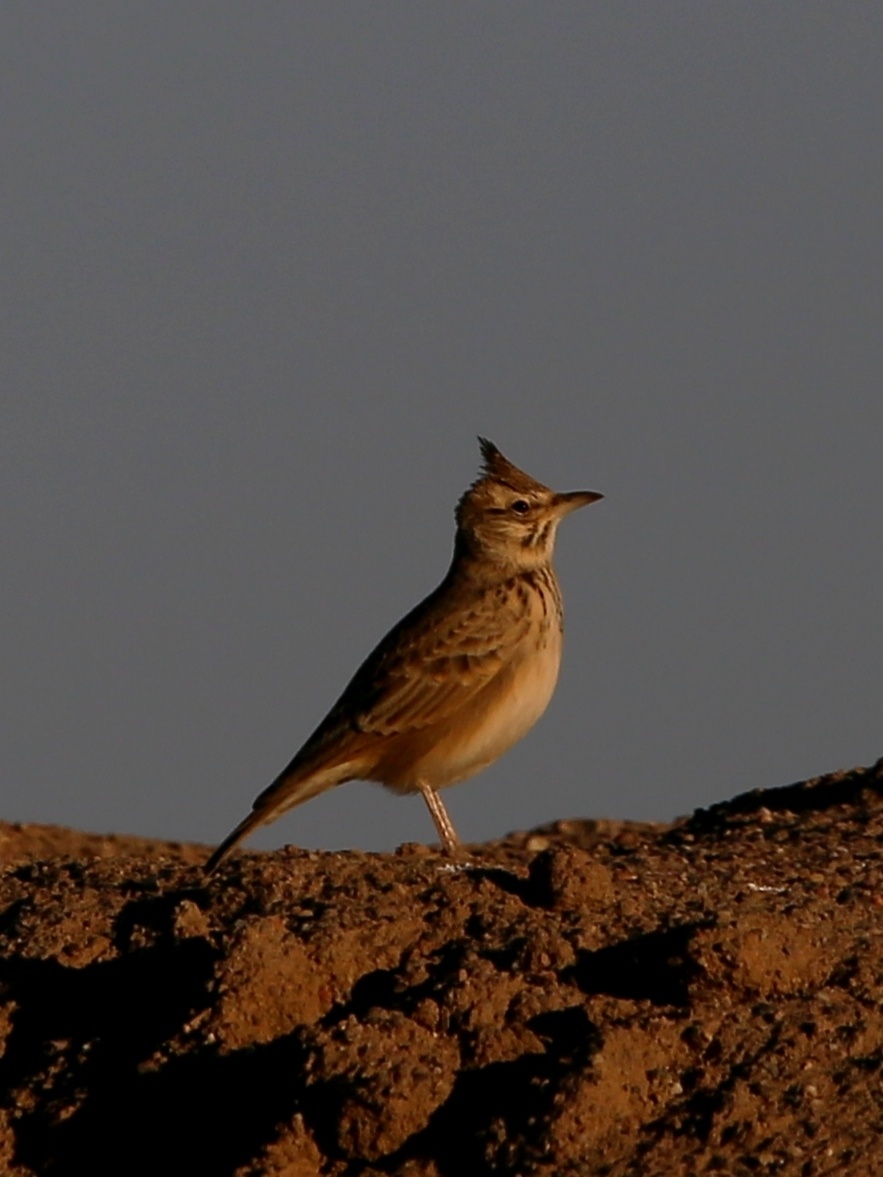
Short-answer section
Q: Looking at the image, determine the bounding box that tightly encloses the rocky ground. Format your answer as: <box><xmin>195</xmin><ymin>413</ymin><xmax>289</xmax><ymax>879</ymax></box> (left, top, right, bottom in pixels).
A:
<box><xmin>1</xmin><ymin>760</ymin><xmax>883</xmax><ymax>1175</ymax></box>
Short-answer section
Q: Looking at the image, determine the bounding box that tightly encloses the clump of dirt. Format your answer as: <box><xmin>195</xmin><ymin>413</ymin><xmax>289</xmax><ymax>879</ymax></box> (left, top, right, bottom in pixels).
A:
<box><xmin>2</xmin><ymin>760</ymin><xmax>883</xmax><ymax>1176</ymax></box>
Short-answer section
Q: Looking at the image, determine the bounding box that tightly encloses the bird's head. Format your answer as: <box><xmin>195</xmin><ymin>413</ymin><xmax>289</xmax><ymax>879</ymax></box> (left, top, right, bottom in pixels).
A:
<box><xmin>454</xmin><ymin>438</ymin><xmax>602</xmax><ymax>570</ymax></box>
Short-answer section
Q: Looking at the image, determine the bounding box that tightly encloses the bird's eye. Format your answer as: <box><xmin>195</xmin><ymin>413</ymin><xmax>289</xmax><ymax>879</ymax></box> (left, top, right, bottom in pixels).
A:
<box><xmin>511</xmin><ymin>499</ymin><xmax>530</xmax><ymax>515</ymax></box>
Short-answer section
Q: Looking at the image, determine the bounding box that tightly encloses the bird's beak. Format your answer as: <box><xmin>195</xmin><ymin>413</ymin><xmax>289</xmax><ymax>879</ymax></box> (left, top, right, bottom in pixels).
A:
<box><xmin>553</xmin><ymin>489</ymin><xmax>604</xmax><ymax>516</ymax></box>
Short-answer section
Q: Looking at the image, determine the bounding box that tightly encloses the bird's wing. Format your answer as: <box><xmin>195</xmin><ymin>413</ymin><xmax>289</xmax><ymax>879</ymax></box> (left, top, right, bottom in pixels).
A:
<box><xmin>355</xmin><ymin>616</ymin><xmax>532</xmax><ymax>736</ymax></box>
<box><xmin>314</xmin><ymin>579</ymin><xmax>534</xmax><ymax>745</ymax></box>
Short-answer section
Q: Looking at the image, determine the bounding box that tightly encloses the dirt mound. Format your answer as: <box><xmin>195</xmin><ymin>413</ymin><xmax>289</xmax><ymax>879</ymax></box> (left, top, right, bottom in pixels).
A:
<box><xmin>2</xmin><ymin>760</ymin><xmax>883</xmax><ymax>1175</ymax></box>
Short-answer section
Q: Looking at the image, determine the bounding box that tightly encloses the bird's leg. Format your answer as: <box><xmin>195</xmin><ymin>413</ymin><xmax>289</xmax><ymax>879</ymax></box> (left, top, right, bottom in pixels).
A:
<box><xmin>417</xmin><ymin>781</ymin><xmax>462</xmax><ymax>856</ymax></box>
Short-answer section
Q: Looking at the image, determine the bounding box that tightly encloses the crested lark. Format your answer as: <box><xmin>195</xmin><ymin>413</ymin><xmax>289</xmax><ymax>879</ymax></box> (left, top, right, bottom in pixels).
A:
<box><xmin>205</xmin><ymin>438</ymin><xmax>602</xmax><ymax>872</ymax></box>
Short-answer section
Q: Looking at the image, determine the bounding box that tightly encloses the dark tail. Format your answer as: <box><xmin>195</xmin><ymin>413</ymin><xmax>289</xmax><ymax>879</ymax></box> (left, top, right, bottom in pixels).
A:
<box><xmin>204</xmin><ymin>808</ymin><xmax>270</xmax><ymax>874</ymax></box>
<box><xmin>203</xmin><ymin>760</ymin><xmax>354</xmax><ymax>875</ymax></box>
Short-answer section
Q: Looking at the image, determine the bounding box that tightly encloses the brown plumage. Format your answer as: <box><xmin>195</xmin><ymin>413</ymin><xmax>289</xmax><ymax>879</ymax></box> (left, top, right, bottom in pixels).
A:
<box><xmin>205</xmin><ymin>438</ymin><xmax>602</xmax><ymax>872</ymax></box>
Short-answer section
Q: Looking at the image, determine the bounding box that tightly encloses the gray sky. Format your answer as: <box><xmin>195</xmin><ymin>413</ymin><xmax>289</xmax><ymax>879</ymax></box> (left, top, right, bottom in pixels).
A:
<box><xmin>2</xmin><ymin>5</ymin><xmax>882</xmax><ymax>854</ymax></box>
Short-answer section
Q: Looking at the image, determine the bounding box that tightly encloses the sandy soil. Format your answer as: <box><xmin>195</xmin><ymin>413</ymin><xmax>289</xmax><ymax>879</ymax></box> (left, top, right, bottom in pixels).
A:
<box><xmin>1</xmin><ymin>759</ymin><xmax>883</xmax><ymax>1175</ymax></box>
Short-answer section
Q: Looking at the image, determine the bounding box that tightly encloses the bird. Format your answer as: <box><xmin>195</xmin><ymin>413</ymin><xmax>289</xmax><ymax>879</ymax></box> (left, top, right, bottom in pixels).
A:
<box><xmin>205</xmin><ymin>438</ymin><xmax>602</xmax><ymax>873</ymax></box>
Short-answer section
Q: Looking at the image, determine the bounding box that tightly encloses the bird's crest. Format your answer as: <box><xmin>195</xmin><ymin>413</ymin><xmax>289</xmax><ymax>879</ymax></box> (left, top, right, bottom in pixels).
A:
<box><xmin>474</xmin><ymin>437</ymin><xmax>548</xmax><ymax>495</ymax></box>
